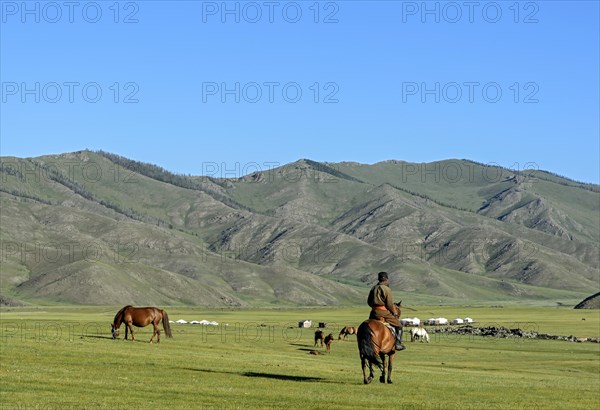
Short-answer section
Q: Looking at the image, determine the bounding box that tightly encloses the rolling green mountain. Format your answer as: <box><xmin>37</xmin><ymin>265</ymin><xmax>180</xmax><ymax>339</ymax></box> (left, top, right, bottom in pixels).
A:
<box><xmin>1</xmin><ymin>151</ymin><xmax>598</xmax><ymax>306</ymax></box>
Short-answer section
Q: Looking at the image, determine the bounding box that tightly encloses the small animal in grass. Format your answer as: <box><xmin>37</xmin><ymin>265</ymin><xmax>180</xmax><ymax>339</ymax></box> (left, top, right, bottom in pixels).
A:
<box><xmin>410</xmin><ymin>327</ymin><xmax>430</xmax><ymax>343</ymax></box>
<box><xmin>314</xmin><ymin>329</ymin><xmax>324</xmax><ymax>347</ymax></box>
<box><xmin>324</xmin><ymin>333</ymin><xmax>334</xmax><ymax>353</ymax></box>
<box><xmin>309</xmin><ymin>350</ymin><xmax>321</xmax><ymax>355</ymax></box>
<box><xmin>338</xmin><ymin>326</ymin><xmax>357</xmax><ymax>340</ymax></box>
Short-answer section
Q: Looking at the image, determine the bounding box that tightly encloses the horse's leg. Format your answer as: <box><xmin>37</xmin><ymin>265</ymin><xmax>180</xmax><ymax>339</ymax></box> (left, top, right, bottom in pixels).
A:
<box><xmin>387</xmin><ymin>352</ymin><xmax>395</xmax><ymax>384</ymax></box>
<box><xmin>149</xmin><ymin>322</ymin><xmax>158</xmax><ymax>344</ymax></box>
<box><xmin>127</xmin><ymin>322</ymin><xmax>135</xmax><ymax>341</ymax></box>
<box><xmin>361</xmin><ymin>356</ymin><xmax>369</xmax><ymax>384</ymax></box>
<box><xmin>124</xmin><ymin>321</ymin><xmax>130</xmax><ymax>340</ymax></box>
<box><xmin>362</xmin><ymin>356</ymin><xmax>373</xmax><ymax>384</ymax></box>
<box><xmin>379</xmin><ymin>353</ymin><xmax>386</xmax><ymax>383</ymax></box>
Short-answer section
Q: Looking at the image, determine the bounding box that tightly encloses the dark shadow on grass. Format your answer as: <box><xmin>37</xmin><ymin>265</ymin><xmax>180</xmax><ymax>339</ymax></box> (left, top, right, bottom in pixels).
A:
<box><xmin>243</xmin><ymin>372</ymin><xmax>323</xmax><ymax>382</ymax></box>
<box><xmin>181</xmin><ymin>367</ymin><xmax>238</xmax><ymax>376</ymax></box>
<box><xmin>80</xmin><ymin>335</ymin><xmax>115</xmax><ymax>340</ymax></box>
<box><xmin>288</xmin><ymin>343</ymin><xmax>326</xmax><ymax>352</ymax></box>
<box><xmin>180</xmin><ymin>368</ymin><xmax>346</xmax><ymax>384</ymax></box>
<box><xmin>83</xmin><ymin>335</ymin><xmax>157</xmax><ymax>343</ymax></box>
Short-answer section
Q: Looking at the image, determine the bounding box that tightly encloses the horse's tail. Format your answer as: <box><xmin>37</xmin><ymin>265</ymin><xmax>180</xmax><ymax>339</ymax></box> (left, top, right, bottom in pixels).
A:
<box><xmin>357</xmin><ymin>321</ymin><xmax>383</xmax><ymax>370</ymax></box>
<box><xmin>162</xmin><ymin>310</ymin><xmax>173</xmax><ymax>338</ymax></box>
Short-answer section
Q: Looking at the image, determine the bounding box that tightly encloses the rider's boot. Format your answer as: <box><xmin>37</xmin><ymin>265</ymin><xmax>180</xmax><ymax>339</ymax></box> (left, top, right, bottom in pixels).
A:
<box><xmin>394</xmin><ymin>326</ymin><xmax>406</xmax><ymax>351</ymax></box>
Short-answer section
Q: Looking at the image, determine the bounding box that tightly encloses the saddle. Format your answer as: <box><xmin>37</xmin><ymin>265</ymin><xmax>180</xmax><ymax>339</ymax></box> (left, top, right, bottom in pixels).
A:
<box><xmin>379</xmin><ymin>319</ymin><xmax>396</xmax><ymax>337</ymax></box>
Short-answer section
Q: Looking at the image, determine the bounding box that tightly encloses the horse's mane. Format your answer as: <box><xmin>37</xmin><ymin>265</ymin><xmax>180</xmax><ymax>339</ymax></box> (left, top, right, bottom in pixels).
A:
<box><xmin>113</xmin><ymin>305</ymin><xmax>133</xmax><ymax>324</ymax></box>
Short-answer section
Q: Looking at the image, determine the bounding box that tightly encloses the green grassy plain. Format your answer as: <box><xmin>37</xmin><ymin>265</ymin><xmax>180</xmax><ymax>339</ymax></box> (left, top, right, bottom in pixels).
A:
<box><xmin>1</xmin><ymin>306</ymin><xmax>599</xmax><ymax>410</ymax></box>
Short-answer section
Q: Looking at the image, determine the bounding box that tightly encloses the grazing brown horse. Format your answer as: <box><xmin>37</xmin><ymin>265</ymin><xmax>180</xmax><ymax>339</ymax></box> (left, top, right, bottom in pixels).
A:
<box><xmin>338</xmin><ymin>326</ymin><xmax>357</xmax><ymax>340</ymax></box>
<box><xmin>314</xmin><ymin>329</ymin><xmax>324</xmax><ymax>347</ymax></box>
<box><xmin>111</xmin><ymin>305</ymin><xmax>172</xmax><ymax>343</ymax></box>
<box><xmin>357</xmin><ymin>301</ymin><xmax>402</xmax><ymax>384</ymax></box>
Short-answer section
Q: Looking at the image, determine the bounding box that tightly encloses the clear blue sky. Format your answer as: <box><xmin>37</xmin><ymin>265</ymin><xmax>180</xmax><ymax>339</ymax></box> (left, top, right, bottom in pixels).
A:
<box><xmin>1</xmin><ymin>1</ymin><xmax>599</xmax><ymax>183</ymax></box>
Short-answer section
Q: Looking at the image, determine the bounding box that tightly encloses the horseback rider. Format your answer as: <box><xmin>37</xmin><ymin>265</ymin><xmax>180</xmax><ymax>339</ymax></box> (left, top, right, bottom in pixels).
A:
<box><xmin>367</xmin><ymin>271</ymin><xmax>405</xmax><ymax>351</ymax></box>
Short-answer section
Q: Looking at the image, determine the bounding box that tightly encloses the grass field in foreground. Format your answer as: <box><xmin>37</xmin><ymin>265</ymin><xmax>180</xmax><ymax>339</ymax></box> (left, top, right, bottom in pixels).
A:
<box><xmin>1</xmin><ymin>306</ymin><xmax>599</xmax><ymax>410</ymax></box>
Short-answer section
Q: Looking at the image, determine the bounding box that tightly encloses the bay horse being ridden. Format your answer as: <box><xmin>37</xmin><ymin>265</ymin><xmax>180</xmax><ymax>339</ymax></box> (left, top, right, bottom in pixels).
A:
<box><xmin>357</xmin><ymin>320</ymin><xmax>397</xmax><ymax>384</ymax></box>
<box><xmin>357</xmin><ymin>301</ymin><xmax>403</xmax><ymax>384</ymax></box>
<box><xmin>339</xmin><ymin>326</ymin><xmax>357</xmax><ymax>340</ymax></box>
<box><xmin>111</xmin><ymin>305</ymin><xmax>173</xmax><ymax>343</ymax></box>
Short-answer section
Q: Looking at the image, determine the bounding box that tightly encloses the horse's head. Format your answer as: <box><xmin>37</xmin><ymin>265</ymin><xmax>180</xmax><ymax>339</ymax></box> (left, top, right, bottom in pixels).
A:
<box><xmin>111</xmin><ymin>323</ymin><xmax>120</xmax><ymax>339</ymax></box>
<box><xmin>395</xmin><ymin>301</ymin><xmax>402</xmax><ymax>318</ymax></box>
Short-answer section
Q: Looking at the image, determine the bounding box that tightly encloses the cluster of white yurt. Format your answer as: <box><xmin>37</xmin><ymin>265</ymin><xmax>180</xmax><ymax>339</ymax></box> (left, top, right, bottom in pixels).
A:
<box><xmin>424</xmin><ymin>318</ymin><xmax>449</xmax><ymax>325</ymax></box>
<box><xmin>402</xmin><ymin>317</ymin><xmax>475</xmax><ymax>326</ymax></box>
<box><xmin>171</xmin><ymin>319</ymin><xmax>220</xmax><ymax>326</ymax></box>
<box><xmin>400</xmin><ymin>317</ymin><xmax>421</xmax><ymax>326</ymax></box>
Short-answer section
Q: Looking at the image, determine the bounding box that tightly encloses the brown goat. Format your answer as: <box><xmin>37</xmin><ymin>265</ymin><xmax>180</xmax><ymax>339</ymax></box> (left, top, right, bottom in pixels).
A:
<box><xmin>314</xmin><ymin>329</ymin><xmax>324</xmax><ymax>347</ymax></box>
<box><xmin>324</xmin><ymin>333</ymin><xmax>334</xmax><ymax>353</ymax></box>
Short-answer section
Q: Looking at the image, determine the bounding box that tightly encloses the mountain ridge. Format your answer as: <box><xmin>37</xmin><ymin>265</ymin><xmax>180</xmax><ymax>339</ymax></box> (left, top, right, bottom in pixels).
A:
<box><xmin>1</xmin><ymin>150</ymin><xmax>598</xmax><ymax>306</ymax></box>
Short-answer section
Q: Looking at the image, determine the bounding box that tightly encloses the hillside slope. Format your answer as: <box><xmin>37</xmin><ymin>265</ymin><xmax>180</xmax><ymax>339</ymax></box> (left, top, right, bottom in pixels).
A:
<box><xmin>574</xmin><ymin>292</ymin><xmax>600</xmax><ymax>309</ymax></box>
<box><xmin>1</xmin><ymin>151</ymin><xmax>598</xmax><ymax>306</ymax></box>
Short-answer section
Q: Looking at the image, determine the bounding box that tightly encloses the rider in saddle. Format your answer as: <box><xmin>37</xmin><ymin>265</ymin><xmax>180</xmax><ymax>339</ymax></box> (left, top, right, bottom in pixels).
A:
<box><xmin>367</xmin><ymin>271</ymin><xmax>405</xmax><ymax>351</ymax></box>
